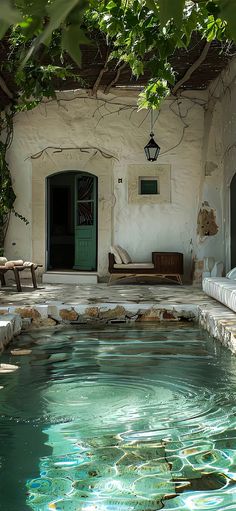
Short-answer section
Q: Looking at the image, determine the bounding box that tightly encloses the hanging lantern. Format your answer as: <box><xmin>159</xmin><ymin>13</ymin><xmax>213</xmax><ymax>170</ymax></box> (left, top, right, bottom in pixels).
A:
<box><xmin>144</xmin><ymin>110</ymin><xmax>160</xmax><ymax>161</ymax></box>
<box><xmin>144</xmin><ymin>132</ymin><xmax>160</xmax><ymax>161</ymax></box>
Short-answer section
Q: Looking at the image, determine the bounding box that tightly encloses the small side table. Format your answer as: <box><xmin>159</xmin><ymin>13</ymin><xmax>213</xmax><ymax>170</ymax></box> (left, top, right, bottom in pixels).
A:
<box><xmin>152</xmin><ymin>252</ymin><xmax>183</xmax><ymax>284</ymax></box>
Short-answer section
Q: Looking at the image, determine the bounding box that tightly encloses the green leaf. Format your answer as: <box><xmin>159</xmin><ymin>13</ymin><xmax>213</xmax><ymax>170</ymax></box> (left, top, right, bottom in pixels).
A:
<box><xmin>183</xmin><ymin>9</ymin><xmax>198</xmax><ymax>45</ymax></box>
<box><xmin>0</xmin><ymin>0</ymin><xmax>22</xmax><ymax>23</ymax></box>
<box><xmin>138</xmin><ymin>78</ymin><xmax>170</xmax><ymax>110</ymax></box>
<box><xmin>62</xmin><ymin>26</ymin><xmax>89</xmax><ymax>66</ymax></box>
<box><xmin>0</xmin><ymin>21</ymin><xmax>11</xmax><ymax>38</ymax></box>
<box><xmin>16</xmin><ymin>0</ymin><xmax>48</xmax><ymax>17</ymax></box>
<box><xmin>145</xmin><ymin>0</ymin><xmax>159</xmax><ymax>15</ymax></box>
<box><xmin>106</xmin><ymin>1</ymin><xmax>117</xmax><ymax>8</ymax></box>
<box><xmin>218</xmin><ymin>0</ymin><xmax>236</xmax><ymax>40</ymax></box>
<box><xmin>0</xmin><ymin>1</ymin><xmax>22</xmax><ymax>38</ymax></box>
<box><xmin>46</xmin><ymin>0</ymin><xmax>84</xmax><ymax>33</ymax></box>
<box><xmin>21</xmin><ymin>0</ymin><xmax>88</xmax><ymax>67</ymax></box>
<box><xmin>104</xmin><ymin>0</ymin><xmax>121</xmax><ymax>7</ymax></box>
<box><xmin>18</xmin><ymin>16</ymin><xmax>43</xmax><ymax>39</ymax></box>
<box><xmin>67</xmin><ymin>4</ymin><xmax>85</xmax><ymax>24</ymax></box>
<box><xmin>158</xmin><ymin>0</ymin><xmax>185</xmax><ymax>27</ymax></box>
<box><xmin>37</xmin><ymin>0</ymin><xmax>88</xmax><ymax>48</ymax></box>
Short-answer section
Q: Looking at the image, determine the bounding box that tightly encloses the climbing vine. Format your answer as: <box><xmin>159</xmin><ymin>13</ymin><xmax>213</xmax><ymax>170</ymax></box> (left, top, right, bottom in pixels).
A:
<box><xmin>0</xmin><ymin>109</ymin><xmax>33</xmax><ymax>254</ymax></box>
<box><xmin>0</xmin><ymin>111</ymin><xmax>16</xmax><ymax>254</ymax></box>
<box><xmin>0</xmin><ymin>29</ymin><xmax>83</xmax><ymax>254</ymax></box>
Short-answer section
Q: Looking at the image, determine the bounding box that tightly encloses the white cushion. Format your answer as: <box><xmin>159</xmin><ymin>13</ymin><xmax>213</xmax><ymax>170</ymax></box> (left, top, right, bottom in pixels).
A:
<box><xmin>114</xmin><ymin>263</ymin><xmax>154</xmax><ymax>269</ymax></box>
<box><xmin>203</xmin><ymin>277</ymin><xmax>236</xmax><ymax>313</ymax></box>
<box><xmin>5</xmin><ymin>260</ymin><xmax>24</xmax><ymax>268</ymax></box>
<box><xmin>226</xmin><ymin>267</ymin><xmax>236</xmax><ymax>279</ymax></box>
<box><xmin>117</xmin><ymin>246</ymin><xmax>132</xmax><ymax>264</ymax></box>
<box><xmin>203</xmin><ymin>257</ymin><xmax>215</xmax><ymax>272</ymax></box>
<box><xmin>0</xmin><ymin>257</ymin><xmax>7</xmax><ymax>265</ymax></box>
<box><xmin>211</xmin><ymin>261</ymin><xmax>223</xmax><ymax>277</ymax></box>
<box><xmin>110</xmin><ymin>245</ymin><xmax>122</xmax><ymax>264</ymax></box>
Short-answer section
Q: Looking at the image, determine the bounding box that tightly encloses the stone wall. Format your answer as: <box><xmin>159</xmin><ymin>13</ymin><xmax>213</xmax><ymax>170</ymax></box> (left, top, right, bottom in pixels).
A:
<box><xmin>0</xmin><ymin>303</ymin><xmax>197</xmax><ymax>328</ymax></box>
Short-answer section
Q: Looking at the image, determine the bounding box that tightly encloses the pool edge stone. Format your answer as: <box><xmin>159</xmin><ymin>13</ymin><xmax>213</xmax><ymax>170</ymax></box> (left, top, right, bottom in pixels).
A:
<box><xmin>0</xmin><ymin>314</ymin><xmax>22</xmax><ymax>353</ymax></box>
<box><xmin>2</xmin><ymin>300</ymin><xmax>236</xmax><ymax>354</ymax></box>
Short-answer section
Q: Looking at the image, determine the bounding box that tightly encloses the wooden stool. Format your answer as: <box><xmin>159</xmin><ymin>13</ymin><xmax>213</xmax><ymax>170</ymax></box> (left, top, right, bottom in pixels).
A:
<box><xmin>0</xmin><ymin>264</ymin><xmax>42</xmax><ymax>292</ymax></box>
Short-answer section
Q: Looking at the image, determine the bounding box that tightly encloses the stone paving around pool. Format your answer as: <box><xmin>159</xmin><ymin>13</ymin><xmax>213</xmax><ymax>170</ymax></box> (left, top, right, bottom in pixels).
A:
<box><xmin>1</xmin><ymin>282</ymin><xmax>236</xmax><ymax>353</ymax></box>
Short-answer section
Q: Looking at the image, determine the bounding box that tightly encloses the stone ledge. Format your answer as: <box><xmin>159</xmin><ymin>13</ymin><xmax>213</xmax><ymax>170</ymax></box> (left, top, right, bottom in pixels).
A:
<box><xmin>0</xmin><ymin>314</ymin><xmax>22</xmax><ymax>353</ymax></box>
<box><xmin>1</xmin><ymin>300</ymin><xmax>236</xmax><ymax>355</ymax></box>
<box><xmin>2</xmin><ymin>303</ymin><xmax>198</xmax><ymax>325</ymax></box>
<box><xmin>45</xmin><ymin>303</ymin><xmax>198</xmax><ymax>323</ymax></box>
<box><xmin>198</xmin><ymin>302</ymin><xmax>236</xmax><ymax>354</ymax></box>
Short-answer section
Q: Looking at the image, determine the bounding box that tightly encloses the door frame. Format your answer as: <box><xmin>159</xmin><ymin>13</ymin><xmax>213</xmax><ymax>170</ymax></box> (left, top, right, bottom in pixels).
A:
<box><xmin>46</xmin><ymin>170</ymin><xmax>98</xmax><ymax>271</ymax></box>
<box><xmin>32</xmin><ymin>147</ymin><xmax>114</xmax><ymax>276</ymax></box>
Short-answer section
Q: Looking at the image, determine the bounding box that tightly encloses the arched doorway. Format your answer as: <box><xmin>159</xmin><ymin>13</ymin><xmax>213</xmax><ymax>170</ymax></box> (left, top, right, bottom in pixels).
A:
<box><xmin>230</xmin><ymin>173</ymin><xmax>236</xmax><ymax>268</ymax></box>
<box><xmin>47</xmin><ymin>171</ymin><xmax>97</xmax><ymax>271</ymax></box>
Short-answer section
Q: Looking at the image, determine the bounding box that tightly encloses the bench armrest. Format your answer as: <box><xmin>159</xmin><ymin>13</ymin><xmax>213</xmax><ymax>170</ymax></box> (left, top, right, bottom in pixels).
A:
<box><xmin>152</xmin><ymin>252</ymin><xmax>183</xmax><ymax>274</ymax></box>
<box><xmin>108</xmin><ymin>252</ymin><xmax>115</xmax><ymax>272</ymax></box>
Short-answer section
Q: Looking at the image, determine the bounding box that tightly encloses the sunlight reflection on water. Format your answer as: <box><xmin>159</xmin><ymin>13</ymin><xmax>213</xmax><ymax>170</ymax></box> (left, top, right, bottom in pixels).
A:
<box><xmin>0</xmin><ymin>324</ymin><xmax>236</xmax><ymax>511</ymax></box>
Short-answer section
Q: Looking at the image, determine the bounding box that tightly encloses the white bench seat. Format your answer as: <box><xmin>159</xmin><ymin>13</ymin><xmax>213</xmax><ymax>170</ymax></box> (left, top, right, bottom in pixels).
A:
<box><xmin>114</xmin><ymin>263</ymin><xmax>154</xmax><ymax>269</ymax></box>
<box><xmin>202</xmin><ymin>277</ymin><xmax>236</xmax><ymax>313</ymax></box>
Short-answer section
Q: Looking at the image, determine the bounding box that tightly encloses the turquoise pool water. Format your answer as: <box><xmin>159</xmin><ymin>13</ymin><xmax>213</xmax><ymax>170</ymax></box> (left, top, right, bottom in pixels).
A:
<box><xmin>0</xmin><ymin>324</ymin><xmax>236</xmax><ymax>510</ymax></box>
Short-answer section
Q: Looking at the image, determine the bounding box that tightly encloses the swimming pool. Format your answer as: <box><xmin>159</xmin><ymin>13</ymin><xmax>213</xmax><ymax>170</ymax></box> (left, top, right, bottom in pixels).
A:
<box><xmin>0</xmin><ymin>324</ymin><xmax>236</xmax><ymax>510</ymax></box>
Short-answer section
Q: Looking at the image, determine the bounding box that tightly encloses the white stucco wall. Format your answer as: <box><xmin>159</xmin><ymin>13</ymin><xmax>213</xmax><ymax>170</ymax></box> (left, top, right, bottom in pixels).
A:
<box><xmin>195</xmin><ymin>94</ymin><xmax>224</xmax><ymax>265</ymax></box>
<box><xmin>5</xmin><ymin>88</ymin><xmax>209</xmax><ymax>280</ymax></box>
<box><xmin>220</xmin><ymin>60</ymin><xmax>236</xmax><ymax>271</ymax></box>
<box><xmin>200</xmin><ymin>56</ymin><xmax>236</xmax><ymax>273</ymax></box>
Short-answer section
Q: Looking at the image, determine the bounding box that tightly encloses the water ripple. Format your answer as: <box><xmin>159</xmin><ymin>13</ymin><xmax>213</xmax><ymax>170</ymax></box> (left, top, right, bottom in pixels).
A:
<box><xmin>1</xmin><ymin>325</ymin><xmax>236</xmax><ymax>510</ymax></box>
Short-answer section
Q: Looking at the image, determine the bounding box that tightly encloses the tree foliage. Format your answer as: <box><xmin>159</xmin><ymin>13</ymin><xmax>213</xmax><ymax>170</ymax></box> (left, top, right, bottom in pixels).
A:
<box><xmin>87</xmin><ymin>0</ymin><xmax>232</xmax><ymax>107</ymax></box>
<box><xmin>0</xmin><ymin>1</ymin><xmax>235</xmax><ymax>109</ymax></box>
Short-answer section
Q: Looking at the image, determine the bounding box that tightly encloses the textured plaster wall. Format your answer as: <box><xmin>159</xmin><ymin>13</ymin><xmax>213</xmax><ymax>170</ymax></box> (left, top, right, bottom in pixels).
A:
<box><xmin>194</xmin><ymin>88</ymin><xmax>224</xmax><ymax>268</ymax></box>
<box><xmin>199</xmin><ymin>57</ymin><xmax>236</xmax><ymax>273</ymax></box>
<box><xmin>5</xmin><ymin>89</ymin><xmax>207</xmax><ymax>279</ymax></box>
<box><xmin>220</xmin><ymin>59</ymin><xmax>236</xmax><ymax>270</ymax></box>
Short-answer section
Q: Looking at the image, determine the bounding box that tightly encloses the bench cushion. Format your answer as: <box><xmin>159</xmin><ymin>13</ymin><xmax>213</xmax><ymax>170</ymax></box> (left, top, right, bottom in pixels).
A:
<box><xmin>114</xmin><ymin>263</ymin><xmax>154</xmax><ymax>269</ymax></box>
<box><xmin>117</xmin><ymin>246</ymin><xmax>132</xmax><ymax>264</ymax></box>
<box><xmin>110</xmin><ymin>245</ymin><xmax>122</xmax><ymax>264</ymax></box>
<box><xmin>226</xmin><ymin>267</ymin><xmax>236</xmax><ymax>279</ymax></box>
<box><xmin>203</xmin><ymin>277</ymin><xmax>236</xmax><ymax>313</ymax></box>
<box><xmin>5</xmin><ymin>260</ymin><xmax>24</xmax><ymax>268</ymax></box>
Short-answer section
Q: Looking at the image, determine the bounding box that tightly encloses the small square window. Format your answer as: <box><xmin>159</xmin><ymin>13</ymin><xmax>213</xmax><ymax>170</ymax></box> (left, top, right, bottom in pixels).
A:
<box><xmin>139</xmin><ymin>177</ymin><xmax>159</xmax><ymax>195</ymax></box>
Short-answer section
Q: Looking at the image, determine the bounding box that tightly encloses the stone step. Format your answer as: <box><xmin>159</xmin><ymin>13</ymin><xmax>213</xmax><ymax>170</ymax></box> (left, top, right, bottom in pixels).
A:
<box><xmin>42</xmin><ymin>271</ymin><xmax>98</xmax><ymax>285</ymax></box>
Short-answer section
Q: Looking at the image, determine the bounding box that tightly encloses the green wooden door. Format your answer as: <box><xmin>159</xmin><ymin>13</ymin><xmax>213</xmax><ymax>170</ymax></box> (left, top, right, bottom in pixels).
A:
<box><xmin>74</xmin><ymin>174</ymin><xmax>97</xmax><ymax>270</ymax></box>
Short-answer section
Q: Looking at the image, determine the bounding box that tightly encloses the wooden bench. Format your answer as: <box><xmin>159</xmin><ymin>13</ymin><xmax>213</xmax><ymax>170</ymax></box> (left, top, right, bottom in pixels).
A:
<box><xmin>0</xmin><ymin>264</ymin><xmax>42</xmax><ymax>292</ymax></box>
<box><xmin>108</xmin><ymin>252</ymin><xmax>183</xmax><ymax>284</ymax></box>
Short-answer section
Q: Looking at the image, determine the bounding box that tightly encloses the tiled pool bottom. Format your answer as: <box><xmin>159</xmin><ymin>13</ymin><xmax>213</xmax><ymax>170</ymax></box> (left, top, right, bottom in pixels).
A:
<box><xmin>1</xmin><ymin>325</ymin><xmax>236</xmax><ymax>511</ymax></box>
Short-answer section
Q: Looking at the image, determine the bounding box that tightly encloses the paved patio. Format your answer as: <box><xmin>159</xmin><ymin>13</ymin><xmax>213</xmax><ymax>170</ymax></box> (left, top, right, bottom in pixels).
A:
<box><xmin>1</xmin><ymin>281</ymin><xmax>236</xmax><ymax>354</ymax></box>
<box><xmin>0</xmin><ymin>282</ymin><xmax>214</xmax><ymax>307</ymax></box>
